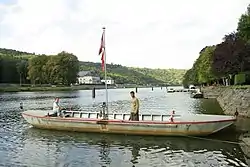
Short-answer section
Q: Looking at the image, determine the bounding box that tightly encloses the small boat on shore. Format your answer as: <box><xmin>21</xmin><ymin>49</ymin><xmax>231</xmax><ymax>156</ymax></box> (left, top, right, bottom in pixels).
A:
<box><xmin>188</xmin><ymin>85</ymin><xmax>198</xmax><ymax>93</ymax></box>
<box><xmin>190</xmin><ymin>92</ymin><xmax>204</xmax><ymax>98</ymax></box>
<box><xmin>190</xmin><ymin>89</ymin><xmax>204</xmax><ymax>98</ymax></box>
<box><xmin>167</xmin><ymin>88</ymin><xmax>175</xmax><ymax>93</ymax></box>
<box><xmin>22</xmin><ymin>110</ymin><xmax>236</xmax><ymax>136</ymax></box>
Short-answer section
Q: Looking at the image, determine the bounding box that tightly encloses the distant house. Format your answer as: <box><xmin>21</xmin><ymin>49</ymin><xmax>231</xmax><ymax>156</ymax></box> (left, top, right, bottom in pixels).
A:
<box><xmin>101</xmin><ymin>77</ymin><xmax>115</xmax><ymax>85</ymax></box>
<box><xmin>77</xmin><ymin>71</ymin><xmax>101</xmax><ymax>84</ymax></box>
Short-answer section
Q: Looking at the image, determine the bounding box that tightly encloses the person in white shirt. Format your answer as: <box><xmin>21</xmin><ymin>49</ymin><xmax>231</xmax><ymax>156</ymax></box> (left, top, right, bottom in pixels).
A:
<box><xmin>48</xmin><ymin>97</ymin><xmax>61</xmax><ymax>117</ymax></box>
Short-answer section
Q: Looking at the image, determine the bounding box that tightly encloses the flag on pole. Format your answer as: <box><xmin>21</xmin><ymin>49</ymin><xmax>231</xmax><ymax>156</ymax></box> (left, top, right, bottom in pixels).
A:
<box><xmin>99</xmin><ymin>32</ymin><xmax>104</xmax><ymax>54</ymax></box>
<box><xmin>99</xmin><ymin>31</ymin><xmax>105</xmax><ymax>71</ymax></box>
<box><xmin>101</xmin><ymin>51</ymin><xmax>105</xmax><ymax>71</ymax></box>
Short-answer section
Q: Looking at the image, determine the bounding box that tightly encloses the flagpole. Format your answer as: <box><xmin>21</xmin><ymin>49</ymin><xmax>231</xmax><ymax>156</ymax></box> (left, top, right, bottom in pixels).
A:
<box><xmin>103</xmin><ymin>27</ymin><xmax>109</xmax><ymax>118</ymax></box>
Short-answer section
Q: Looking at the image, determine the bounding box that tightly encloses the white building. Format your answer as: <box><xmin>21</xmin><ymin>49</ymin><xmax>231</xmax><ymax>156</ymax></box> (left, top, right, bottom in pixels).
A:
<box><xmin>101</xmin><ymin>77</ymin><xmax>115</xmax><ymax>85</ymax></box>
<box><xmin>77</xmin><ymin>71</ymin><xmax>101</xmax><ymax>84</ymax></box>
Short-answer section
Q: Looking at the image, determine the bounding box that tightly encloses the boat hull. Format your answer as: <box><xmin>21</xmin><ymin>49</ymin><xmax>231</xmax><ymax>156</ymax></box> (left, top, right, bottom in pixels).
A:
<box><xmin>191</xmin><ymin>93</ymin><xmax>204</xmax><ymax>98</ymax></box>
<box><xmin>22</xmin><ymin>111</ymin><xmax>236</xmax><ymax>136</ymax></box>
<box><xmin>167</xmin><ymin>91</ymin><xmax>175</xmax><ymax>93</ymax></box>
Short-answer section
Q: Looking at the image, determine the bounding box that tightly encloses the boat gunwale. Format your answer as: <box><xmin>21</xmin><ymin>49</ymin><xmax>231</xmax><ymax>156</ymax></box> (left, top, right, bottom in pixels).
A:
<box><xmin>22</xmin><ymin>112</ymin><xmax>236</xmax><ymax>125</ymax></box>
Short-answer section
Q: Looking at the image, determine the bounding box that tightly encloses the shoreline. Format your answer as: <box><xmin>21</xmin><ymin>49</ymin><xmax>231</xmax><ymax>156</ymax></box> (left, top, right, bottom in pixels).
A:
<box><xmin>201</xmin><ymin>85</ymin><xmax>250</xmax><ymax>159</ymax></box>
<box><xmin>0</xmin><ymin>84</ymin><xmax>154</xmax><ymax>93</ymax></box>
<box><xmin>201</xmin><ymin>85</ymin><xmax>250</xmax><ymax>118</ymax></box>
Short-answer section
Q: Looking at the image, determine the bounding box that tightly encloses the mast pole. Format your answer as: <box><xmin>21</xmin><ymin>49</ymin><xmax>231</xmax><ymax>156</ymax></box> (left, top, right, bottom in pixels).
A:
<box><xmin>103</xmin><ymin>27</ymin><xmax>109</xmax><ymax>118</ymax></box>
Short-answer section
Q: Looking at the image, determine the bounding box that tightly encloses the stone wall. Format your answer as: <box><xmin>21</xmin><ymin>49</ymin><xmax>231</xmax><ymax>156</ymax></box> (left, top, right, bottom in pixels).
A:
<box><xmin>202</xmin><ymin>86</ymin><xmax>250</xmax><ymax>164</ymax></box>
<box><xmin>201</xmin><ymin>86</ymin><xmax>250</xmax><ymax>117</ymax></box>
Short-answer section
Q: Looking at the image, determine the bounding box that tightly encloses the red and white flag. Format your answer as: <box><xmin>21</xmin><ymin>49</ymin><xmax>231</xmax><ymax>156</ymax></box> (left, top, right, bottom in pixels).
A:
<box><xmin>99</xmin><ymin>31</ymin><xmax>105</xmax><ymax>71</ymax></box>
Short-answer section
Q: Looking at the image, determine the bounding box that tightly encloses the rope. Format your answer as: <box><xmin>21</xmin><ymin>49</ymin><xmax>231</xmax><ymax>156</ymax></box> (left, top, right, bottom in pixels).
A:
<box><xmin>181</xmin><ymin>135</ymin><xmax>247</xmax><ymax>146</ymax></box>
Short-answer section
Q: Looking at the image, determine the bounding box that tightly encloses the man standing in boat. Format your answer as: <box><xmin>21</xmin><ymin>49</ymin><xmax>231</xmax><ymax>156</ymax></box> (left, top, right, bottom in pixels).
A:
<box><xmin>129</xmin><ymin>91</ymin><xmax>140</xmax><ymax>121</ymax></box>
<box><xmin>48</xmin><ymin>97</ymin><xmax>61</xmax><ymax>117</ymax></box>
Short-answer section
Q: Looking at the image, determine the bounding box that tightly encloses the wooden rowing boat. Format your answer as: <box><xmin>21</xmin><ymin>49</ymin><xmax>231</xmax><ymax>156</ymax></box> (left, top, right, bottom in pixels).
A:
<box><xmin>22</xmin><ymin>110</ymin><xmax>236</xmax><ymax>136</ymax></box>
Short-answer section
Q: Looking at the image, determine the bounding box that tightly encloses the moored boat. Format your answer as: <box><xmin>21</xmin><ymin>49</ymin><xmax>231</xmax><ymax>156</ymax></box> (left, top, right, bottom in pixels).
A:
<box><xmin>22</xmin><ymin>110</ymin><xmax>236</xmax><ymax>136</ymax></box>
<box><xmin>21</xmin><ymin>28</ymin><xmax>236</xmax><ymax>137</ymax></box>
<box><xmin>190</xmin><ymin>92</ymin><xmax>204</xmax><ymax>98</ymax></box>
<box><xmin>190</xmin><ymin>89</ymin><xmax>204</xmax><ymax>98</ymax></box>
<box><xmin>167</xmin><ymin>88</ymin><xmax>175</xmax><ymax>93</ymax></box>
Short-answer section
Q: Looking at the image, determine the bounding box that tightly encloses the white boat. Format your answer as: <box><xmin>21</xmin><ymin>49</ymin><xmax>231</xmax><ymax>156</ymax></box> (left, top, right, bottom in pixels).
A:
<box><xmin>22</xmin><ymin>110</ymin><xmax>236</xmax><ymax>136</ymax></box>
<box><xmin>189</xmin><ymin>85</ymin><xmax>195</xmax><ymax>89</ymax></box>
<box><xmin>190</xmin><ymin>90</ymin><xmax>204</xmax><ymax>98</ymax></box>
<box><xmin>167</xmin><ymin>88</ymin><xmax>175</xmax><ymax>93</ymax></box>
<box><xmin>188</xmin><ymin>85</ymin><xmax>197</xmax><ymax>93</ymax></box>
<box><xmin>190</xmin><ymin>89</ymin><xmax>204</xmax><ymax>98</ymax></box>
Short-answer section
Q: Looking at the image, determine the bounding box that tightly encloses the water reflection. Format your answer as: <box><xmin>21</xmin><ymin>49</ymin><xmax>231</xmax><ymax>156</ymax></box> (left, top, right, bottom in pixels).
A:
<box><xmin>10</xmin><ymin>128</ymin><xmax>247</xmax><ymax>167</ymax></box>
<box><xmin>130</xmin><ymin>143</ymin><xmax>140</xmax><ymax>164</ymax></box>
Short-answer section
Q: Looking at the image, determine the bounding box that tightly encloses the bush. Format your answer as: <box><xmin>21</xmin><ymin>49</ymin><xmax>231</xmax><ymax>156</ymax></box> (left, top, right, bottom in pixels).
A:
<box><xmin>234</xmin><ymin>73</ymin><xmax>246</xmax><ymax>85</ymax></box>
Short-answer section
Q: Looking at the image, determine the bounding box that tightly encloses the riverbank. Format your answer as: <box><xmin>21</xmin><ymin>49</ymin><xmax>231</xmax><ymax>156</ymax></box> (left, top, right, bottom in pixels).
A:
<box><xmin>201</xmin><ymin>85</ymin><xmax>250</xmax><ymax>118</ymax></box>
<box><xmin>0</xmin><ymin>84</ymin><xmax>150</xmax><ymax>92</ymax></box>
<box><xmin>0</xmin><ymin>86</ymin><xmax>85</xmax><ymax>92</ymax></box>
<box><xmin>201</xmin><ymin>86</ymin><xmax>250</xmax><ymax>160</ymax></box>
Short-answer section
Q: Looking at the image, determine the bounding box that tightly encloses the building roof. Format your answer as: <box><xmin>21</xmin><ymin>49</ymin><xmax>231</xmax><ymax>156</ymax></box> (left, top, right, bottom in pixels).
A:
<box><xmin>101</xmin><ymin>77</ymin><xmax>113</xmax><ymax>80</ymax></box>
<box><xmin>78</xmin><ymin>70</ymin><xmax>101</xmax><ymax>77</ymax></box>
<box><xmin>78</xmin><ymin>71</ymin><xmax>91</xmax><ymax>77</ymax></box>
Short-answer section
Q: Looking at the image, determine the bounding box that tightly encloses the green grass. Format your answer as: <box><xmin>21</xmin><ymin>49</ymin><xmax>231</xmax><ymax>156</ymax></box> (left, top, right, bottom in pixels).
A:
<box><xmin>0</xmin><ymin>86</ymin><xmax>72</xmax><ymax>92</ymax></box>
<box><xmin>207</xmin><ymin>85</ymin><xmax>250</xmax><ymax>90</ymax></box>
<box><xmin>0</xmin><ymin>85</ymin><xmax>98</xmax><ymax>92</ymax></box>
<box><xmin>228</xmin><ymin>85</ymin><xmax>250</xmax><ymax>89</ymax></box>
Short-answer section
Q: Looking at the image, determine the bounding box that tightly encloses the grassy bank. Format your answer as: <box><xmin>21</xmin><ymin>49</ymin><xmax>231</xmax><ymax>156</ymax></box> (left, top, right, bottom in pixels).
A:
<box><xmin>227</xmin><ymin>85</ymin><xmax>250</xmax><ymax>89</ymax></box>
<box><xmin>0</xmin><ymin>84</ymin><xmax>151</xmax><ymax>92</ymax></box>
<box><xmin>207</xmin><ymin>85</ymin><xmax>250</xmax><ymax>90</ymax></box>
<box><xmin>0</xmin><ymin>85</ymin><xmax>90</xmax><ymax>92</ymax></box>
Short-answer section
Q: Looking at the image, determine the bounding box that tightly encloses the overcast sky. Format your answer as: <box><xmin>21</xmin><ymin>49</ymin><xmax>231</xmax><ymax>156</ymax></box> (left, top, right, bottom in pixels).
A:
<box><xmin>0</xmin><ymin>0</ymin><xmax>249</xmax><ymax>69</ymax></box>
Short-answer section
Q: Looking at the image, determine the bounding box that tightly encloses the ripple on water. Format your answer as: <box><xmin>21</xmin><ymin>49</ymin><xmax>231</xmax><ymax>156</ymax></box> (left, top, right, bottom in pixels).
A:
<box><xmin>0</xmin><ymin>89</ymin><xmax>249</xmax><ymax>167</ymax></box>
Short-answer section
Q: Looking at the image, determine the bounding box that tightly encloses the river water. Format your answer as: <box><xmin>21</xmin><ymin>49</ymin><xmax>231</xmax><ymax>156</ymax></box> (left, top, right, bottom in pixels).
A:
<box><xmin>0</xmin><ymin>87</ymin><xmax>249</xmax><ymax>167</ymax></box>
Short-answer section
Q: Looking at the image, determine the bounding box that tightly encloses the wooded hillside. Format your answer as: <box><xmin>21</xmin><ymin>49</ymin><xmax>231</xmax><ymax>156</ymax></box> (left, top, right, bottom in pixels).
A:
<box><xmin>0</xmin><ymin>48</ymin><xmax>186</xmax><ymax>85</ymax></box>
<box><xmin>183</xmin><ymin>4</ymin><xmax>250</xmax><ymax>87</ymax></box>
<box><xmin>80</xmin><ymin>61</ymin><xmax>186</xmax><ymax>85</ymax></box>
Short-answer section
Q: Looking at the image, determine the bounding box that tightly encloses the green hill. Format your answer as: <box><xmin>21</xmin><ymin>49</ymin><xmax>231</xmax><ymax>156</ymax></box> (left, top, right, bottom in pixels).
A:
<box><xmin>80</xmin><ymin>61</ymin><xmax>186</xmax><ymax>85</ymax></box>
<box><xmin>0</xmin><ymin>48</ymin><xmax>187</xmax><ymax>85</ymax></box>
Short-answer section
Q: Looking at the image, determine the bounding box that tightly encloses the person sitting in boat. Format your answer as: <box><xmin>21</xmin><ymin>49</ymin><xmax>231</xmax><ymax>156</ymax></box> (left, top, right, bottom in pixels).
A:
<box><xmin>48</xmin><ymin>97</ymin><xmax>62</xmax><ymax>117</ymax></box>
<box><xmin>129</xmin><ymin>91</ymin><xmax>140</xmax><ymax>121</ymax></box>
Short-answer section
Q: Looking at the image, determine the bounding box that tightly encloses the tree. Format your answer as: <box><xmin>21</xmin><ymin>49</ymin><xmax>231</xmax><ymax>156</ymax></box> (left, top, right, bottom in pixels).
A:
<box><xmin>0</xmin><ymin>55</ymin><xmax>19</xmax><ymax>83</ymax></box>
<box><xmin>182</xmin><ymin>67</ymin><xmax>199</xmax><ymax>87</ymax></box>
<box><xmin>182</xmin><ymin>69</ymin><xmax>194</xmax><ymax>87</ymax></box>
<box><xmin>27</xmin><ymin>55</ymin><xmax>49</xmax><ymax>84</ymax></box>
<box><xmin>56</xmin><ymin>51</ymin><xmax>80</xmax><ymax>85</ymax></box>
<box><xmin>183</xmin><ymin>46</ymin><xmax>218</xmax><ymax>86</ymax></box>
<box><xmin>183</xmin><ymin>4</ymin><xmax>250</xmax><ymax>86</ymax></box>
<box><xmin>27</xmin><ymin>52</ymin><xmax>79</xmax><ymax>85</ymax></box>
<box><xmin>196</xmin><ymin>46</ymin><xmax>216</xmax><ymax>84</ymax></box>
<box><xmin>237</xmin><ymin>4</ymin><xmax>250</xmax><ymax>42</ymax></box>
<box><xmin>0</xmin><ymin>47</ymin><xmax>187</xmax><ymax>86</ymax></box>
<box><xmin>212</xmin><ymin>32</ymin><xmax>246</xmax><ymax>77</ymax></box>
<box><xmin>16</xmin><ymin>60</ymin><xmax>28</xmax><ymax>85</ymax></box>
<box><xmin>238</xmin><ymin>43</ymin><xmax>250</xmax><ymax>72</ymax></box>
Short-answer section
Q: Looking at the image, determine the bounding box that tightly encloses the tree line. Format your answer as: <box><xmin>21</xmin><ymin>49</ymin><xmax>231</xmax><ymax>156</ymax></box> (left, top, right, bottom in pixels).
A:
<box><xmin>183</xmin><ymin>4</ymin><xmax>250</xmax><ymax>88</ymax></box>
<box><xmin>0</xmin><ymin>47</ymin><xmax>185</xmax><ymax>86</ymax></box>
<box><xmin>80</xmin><ymin>61</ymin><xmax>186</xmax><ymax>85</ymax></box>
<box><xmin>0</xmin><ymin>50</ymin><xmax>79</xmax><ymax>85</ymax></box>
